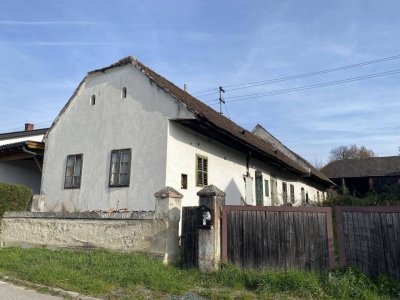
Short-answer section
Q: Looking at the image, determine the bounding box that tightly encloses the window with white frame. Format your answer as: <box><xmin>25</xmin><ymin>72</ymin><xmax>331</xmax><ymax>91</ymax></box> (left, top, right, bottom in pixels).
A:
<box><xmin>109</xmin><ymin>149</ymin><xmax>131</xmax><ymax>187</ymax></box>
<box><xmin>64</xmin><ymin>154</ymin><xmax>83</xmax><ymax>189</ymax></box>
<box><xmin>196</xmin><ymin>154</ymin><xmax>208</xmax><ymax>187</ymax></box>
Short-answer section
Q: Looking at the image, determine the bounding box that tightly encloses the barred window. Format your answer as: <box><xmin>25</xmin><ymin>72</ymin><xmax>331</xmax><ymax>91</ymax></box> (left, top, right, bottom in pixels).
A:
<box><xmin>196</xmin><ymin>155</ymin><xmax>208</xmax><ymax>187</ymax></box>
<box><xmin>64</xmin><ymin>154</ymin><xmax>83</xmax><ymax>189</ymax></box>
<box><xmin>282</xmin><ymin>182</ymin><xmax>288</xmax><ymax>203</ymax></box>
<box><xmin>109</xmin><ymin>149</ymin><xmax>131</xmax><ymax>187</ymax></box>
<box><xmin>290</xmin><ymin>184</ymin><xmax>295</xmax><ymax>203</ymax></box>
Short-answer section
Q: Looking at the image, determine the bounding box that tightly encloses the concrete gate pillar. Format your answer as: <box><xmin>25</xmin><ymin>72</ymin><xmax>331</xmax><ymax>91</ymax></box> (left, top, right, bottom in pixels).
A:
<box><xmin>154</xmin><ymin>186</ymin><xmax>183</xmax><ymax>264</ymax></box>
<box><xmin>197</xmin><ymin>185</ymin><xmax>226</xmax><ymax>273</ymax></box>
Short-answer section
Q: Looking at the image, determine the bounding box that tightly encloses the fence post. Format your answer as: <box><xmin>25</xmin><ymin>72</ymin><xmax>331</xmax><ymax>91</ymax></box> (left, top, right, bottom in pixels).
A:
<box><xmin>154</xmin><ymin>186</ymin><xmax>183</xmax><ymax>264</ymax></box>
<box><xmin>197</xmin><ymin>185</ymin><xmax>226</xmax><ymax>273</ymax></box>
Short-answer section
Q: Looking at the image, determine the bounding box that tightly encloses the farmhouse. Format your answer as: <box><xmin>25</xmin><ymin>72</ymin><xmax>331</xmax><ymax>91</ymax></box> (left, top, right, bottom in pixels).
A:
<box><xmin>321</xmin><ymin>156</ymin><xmax>400</xmax><ymax>197</ymax></box>
<box><xmin>40</xmin><ymin>56</ymin><xmax>333</xmax><ymax>212</ymax></box>
<box><xmin>0</xmin><ymin>124</ymin><xmax>47</xmax><ymax>193</ymax></box>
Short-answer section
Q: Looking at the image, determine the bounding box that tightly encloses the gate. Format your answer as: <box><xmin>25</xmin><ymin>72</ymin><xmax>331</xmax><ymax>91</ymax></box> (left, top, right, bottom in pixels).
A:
<box><xmin>181</xmin><ymin>206</ymin><xmax>199</xmax><ymax>268</ymax></box>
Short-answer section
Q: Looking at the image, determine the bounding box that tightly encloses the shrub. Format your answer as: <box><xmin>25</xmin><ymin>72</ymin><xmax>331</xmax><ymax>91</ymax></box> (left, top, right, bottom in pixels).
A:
<box><xmin>0</xmin><ymin>182</ymin><xmax>32</xmax><ymax>218</ymax></box>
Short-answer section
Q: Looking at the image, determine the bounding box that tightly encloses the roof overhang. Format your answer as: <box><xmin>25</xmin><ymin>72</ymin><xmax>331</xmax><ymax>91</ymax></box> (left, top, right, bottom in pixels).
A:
<box><xmin>0</xmin><ymin>141</ymin><xmax>44</xmax><ymax>162</ymax></box>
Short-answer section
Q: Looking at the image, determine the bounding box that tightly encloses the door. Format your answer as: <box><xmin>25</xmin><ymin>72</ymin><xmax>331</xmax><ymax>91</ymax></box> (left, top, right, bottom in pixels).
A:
<box><xmin>270</xmin><ymin>176</ymin><xmax>278</xmax><ymax>206</ymax></box>
<box><xmin>255</xmin><ymin>171</ymin><xmax>263</xmax><ymax>206</ymax></box>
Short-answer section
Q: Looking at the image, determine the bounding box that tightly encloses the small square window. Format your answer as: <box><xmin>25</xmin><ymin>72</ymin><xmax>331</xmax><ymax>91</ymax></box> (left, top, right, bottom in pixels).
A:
<box><xmin>64</xmin><ymin>154</ymin><xmax>83</xmax><ymax>189</ymax></box>
<box><xmin>181</xmin><ymin>174</ymin><xmax>187</xmax><ymax>189</ymax></box>
<box><xmin>109</xmin><ymin>149</ymin><xmax>131</xmax><ymax>187</ymax></box>
<box><xmin>90</xmin><ymin>95</ymin><xmax>96</xmax><ymax>106</ymax></box>
<box><xmin>196</xmin><ymin>155</ymin><xmax>208</xmax><ymax>187</ymax></box>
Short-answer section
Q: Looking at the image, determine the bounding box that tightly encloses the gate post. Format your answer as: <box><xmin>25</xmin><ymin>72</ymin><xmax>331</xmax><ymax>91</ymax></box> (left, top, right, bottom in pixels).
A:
<box><xmin>154</xmin><ymin>186</ymin><xmax>183</xmax><ymax>264</ymax></box>
<box><xmin>197</xmin><ymin>185</ymin><xmax>226</xmax><ymax>273</ymax></box>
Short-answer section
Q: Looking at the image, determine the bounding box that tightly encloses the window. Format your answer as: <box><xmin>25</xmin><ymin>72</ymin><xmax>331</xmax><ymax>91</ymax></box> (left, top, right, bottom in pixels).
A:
<box><xmin>122</xmin><ymin>87</ymin><xmax>127</xmax><ymax>99</ymax></box>
<box><xmin>90</xmin><ymin>95</ymin><xmax>96</xmax><ymax>106</ymax></box>
<box><xmin>196</xmin><ymin>155</ymin><xmax>208</xmax><ymax>187</ymax></box>
<box><xmin>264</xmin><ymin>179</ymin><xmax>269</xmax><ymax>197</ymax></box>
<box><xmin>290</xmin><ymin>184</ymin><xmax>295</xmax><ymax>203</ymax></box>
<box><xmin>109</xmin><ymin>149</ymin><xmax>131</xmax><ymax>187</ymax></box>
<box><xmin>64</xmin><ymin>154</ymin><xmax>83</xmax><ymax>189</ymax></box>
<box><xmin>181</xmin><ymin>174</ymin><xmax>187</xmax><ymax>189</ymax></box>
<box><xmin>282</xmin><ymin>182</ymin><xmax>288</xmax><ymax>203</ymax></box>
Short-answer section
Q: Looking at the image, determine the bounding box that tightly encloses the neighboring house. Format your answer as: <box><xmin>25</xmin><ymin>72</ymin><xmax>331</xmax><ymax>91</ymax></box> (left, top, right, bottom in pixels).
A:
<box><xmin>0</xmin><ymin>124</ymin><xmax>47</xmax><ymax>193</ymax></box>
<box><xmin>40</xmin><ymin>56</ymin><xmax>333</xmax><ymax>213</ymax></box>
<box><xmin>321</xmin><ymin>156</ymin><xmax>400</xmax><ymax>197</ymax></box>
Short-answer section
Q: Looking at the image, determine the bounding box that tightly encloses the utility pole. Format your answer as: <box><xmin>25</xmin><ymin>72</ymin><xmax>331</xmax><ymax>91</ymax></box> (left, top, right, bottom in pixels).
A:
<box><xmin>218</xmin><ymin>86</ymin><xmax>225</xmax><ymax>114</ymax></box>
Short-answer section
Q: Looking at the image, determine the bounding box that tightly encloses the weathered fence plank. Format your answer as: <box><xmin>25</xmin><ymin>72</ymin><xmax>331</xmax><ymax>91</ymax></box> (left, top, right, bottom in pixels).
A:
<box><xmin>181</xmin><ymin>206</ymin><xmax>198</xmax><ymax>268</ymax></box>
<box><xmin>222</xmin><ymin>206</ymin><xmax>334</xmax><ymax>271</ymax></box>
<box><xmin>336</xmin><ymin>206</ymin><xmax>400</xmax><ymax>281</ymax></box>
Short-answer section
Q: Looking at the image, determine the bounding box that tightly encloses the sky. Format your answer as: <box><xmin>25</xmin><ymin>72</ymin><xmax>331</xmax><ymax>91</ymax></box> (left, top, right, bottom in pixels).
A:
<box><xmin>0</xmin><ymin>0</ymin><xmax>399</xmax><ymax>164</ymax></box>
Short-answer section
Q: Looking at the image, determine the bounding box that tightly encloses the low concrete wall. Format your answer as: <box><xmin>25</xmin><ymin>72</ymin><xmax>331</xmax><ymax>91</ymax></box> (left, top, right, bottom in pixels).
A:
<box><xmin>0</xmin><ymin>187</ymin><xmax>183</xmax><ymax>263</ymax></box>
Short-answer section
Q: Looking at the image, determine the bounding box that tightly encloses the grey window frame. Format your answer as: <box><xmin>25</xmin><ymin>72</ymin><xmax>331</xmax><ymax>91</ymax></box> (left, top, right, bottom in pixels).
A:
<box><xmin>264</xmin><ymin>179</ymin><xmax>269</xmax><ymax>197</ymax></box>
<box><xmin>290</xmin><ymin>184</ymin><xmax>295</xmax><ymax>203</ymax></box>
<box><xmin>109</xmin><ymin>149</ymin><xmax>131</xmax><ymax>187</ymax></box>
<box><xmin>196</xmin><ymin>154</ymin><xmax>208</xmax><ymax>187</ymax></box>
<box><xmin>282</xmin><ymin>182</ymin><xmax>288</xmax><ymax>203</ymax></box>
<box><xmin>64</xmin><ymin>154</ymin><xmax>83</xmax><ymax>189</ymax></box>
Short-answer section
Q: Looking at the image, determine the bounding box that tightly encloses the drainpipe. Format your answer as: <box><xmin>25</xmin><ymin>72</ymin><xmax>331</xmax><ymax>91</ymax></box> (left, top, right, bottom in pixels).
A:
<box><xmin>22</xmin><ymin>144</ymin><xmax>42</xmax><ymax>172</ymax></box>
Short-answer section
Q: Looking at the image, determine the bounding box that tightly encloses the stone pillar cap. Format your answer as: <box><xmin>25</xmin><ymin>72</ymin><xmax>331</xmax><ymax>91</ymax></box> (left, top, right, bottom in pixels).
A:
<box><xmin>154</xmin><ymin>186</ymin><xmax>183</xmax><ymax>199</ymax></box>
<box><xmin>197</xmin><ymin>185</ymin><xmax>226</xmax><ymax>197</ymax></box>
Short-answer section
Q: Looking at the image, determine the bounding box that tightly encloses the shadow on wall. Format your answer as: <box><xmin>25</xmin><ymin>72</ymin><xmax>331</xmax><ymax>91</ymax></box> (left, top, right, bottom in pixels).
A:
<box><xmin>225</xmin><ymin>179</ymin><xmax>243</xmax><ymax>205</ymax></box>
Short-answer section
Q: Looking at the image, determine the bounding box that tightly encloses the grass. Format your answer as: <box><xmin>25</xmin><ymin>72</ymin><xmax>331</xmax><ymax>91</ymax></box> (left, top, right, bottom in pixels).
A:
<box><xmin>0</xmin><ymin>247</ymin><xmax>399</xmax><ymax>299</ymax></box>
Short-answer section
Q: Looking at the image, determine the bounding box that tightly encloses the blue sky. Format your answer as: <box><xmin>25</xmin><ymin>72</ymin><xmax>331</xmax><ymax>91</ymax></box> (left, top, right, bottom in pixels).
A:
<box><xmin>0</xmin><ymin>1</ymin><xmax>399</xmax><ymax>164</ymax></box>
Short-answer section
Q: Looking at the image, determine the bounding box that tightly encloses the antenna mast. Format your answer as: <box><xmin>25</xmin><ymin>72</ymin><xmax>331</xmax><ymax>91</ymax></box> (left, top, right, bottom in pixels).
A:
<box><xmin>218</xmin><ymin>86</ymin><xmax>225</xmax><ymax>114</ymax></box>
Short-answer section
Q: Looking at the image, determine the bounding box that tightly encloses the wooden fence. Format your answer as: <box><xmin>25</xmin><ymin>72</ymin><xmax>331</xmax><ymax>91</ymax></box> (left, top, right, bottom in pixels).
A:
<box><xmin>181</xmin><ymin>206</ymin><xmax>199</xmax><ymax>268</ymax></box>
<box><xmin>221</xmin><ymin>206</ymin><xmax>334</xmax><ymax>271</ymax></box>
<box><xmin>336</xmin><ymin>206</ymin><xmax>400</xmax><ymax>280</ymax></box>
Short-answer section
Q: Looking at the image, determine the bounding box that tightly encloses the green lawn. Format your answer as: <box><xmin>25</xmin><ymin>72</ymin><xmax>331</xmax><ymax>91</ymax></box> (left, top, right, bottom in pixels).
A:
<box><xmin>0</xmin><ymin>247</ymin><xmax>398</xmax><ymax>299</ymax></box>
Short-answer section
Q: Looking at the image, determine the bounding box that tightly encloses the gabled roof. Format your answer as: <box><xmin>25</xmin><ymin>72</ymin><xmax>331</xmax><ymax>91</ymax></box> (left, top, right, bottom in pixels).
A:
<box><xmin>252</xmin><ymin>124</ymin><xmax>330</xmax><ymax>184</ymax></box>
<box><xmin>46</xmin><ymin>56</ymin><xmax>333</xmax><ymax>186</ymax></box>
<box><xmin>321</xmin><ymin>156</ymin><xmax>400</xmax><ymax>178</ymax></box>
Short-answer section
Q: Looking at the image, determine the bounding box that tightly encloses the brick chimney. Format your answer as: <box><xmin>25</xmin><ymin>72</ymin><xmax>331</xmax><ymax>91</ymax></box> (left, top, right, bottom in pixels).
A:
<box><xmin>24</xmin><ymin>123</ymin><xmax>34</xmax><ymax>131</ymax></box>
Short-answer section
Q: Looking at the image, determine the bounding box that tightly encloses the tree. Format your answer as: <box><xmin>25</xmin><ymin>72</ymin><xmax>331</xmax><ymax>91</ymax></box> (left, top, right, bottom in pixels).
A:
<box><xmin>329</xmin><ymin>144</ymin><xmax>376</xmax><ymax>162</ymax></box>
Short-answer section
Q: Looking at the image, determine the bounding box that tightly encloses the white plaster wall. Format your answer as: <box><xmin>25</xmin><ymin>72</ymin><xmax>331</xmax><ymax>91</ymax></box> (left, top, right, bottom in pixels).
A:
<box><xmin>0</xmin><ymin>134</ymin><xmax>44</xmax><ymax>146</ymax></box>
<box><xmin>41</xmin><ymin>64</ymin><xmax>193</xmax><ymax>212</ymax></box>
<box><xmin>166</xmin><ymin>123</ymin><xmax>326</xmax><ymax>207</ymax></box>
<box><xmin>166</xmin><ymin>123</ymin><xmax>248</xmax><ymax>206</ymax></box>
<box><xmin>0</xmin><ymin>160</ymin><xmax>41</xmax><ymax>193</ymax></box>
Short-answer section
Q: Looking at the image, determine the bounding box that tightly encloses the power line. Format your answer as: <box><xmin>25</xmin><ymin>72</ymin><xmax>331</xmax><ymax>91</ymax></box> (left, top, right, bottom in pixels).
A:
<box><xmin>0</xmin><ymin>120</ymin><xmax>53</xmax><ymax>134</ymax></box>
<box><xmin>192</xmin><ymin>54</ymin><xmax>400</xmax><ymax>96</ymax></box>
<box><xmin>204</xmin><ymin>68</ymin><xmax>400</xmax><ymax>104</ymax></box>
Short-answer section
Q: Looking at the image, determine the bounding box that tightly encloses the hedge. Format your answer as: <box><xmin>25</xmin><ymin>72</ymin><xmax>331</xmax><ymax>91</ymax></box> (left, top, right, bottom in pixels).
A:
<box><xmin>0</xmin><ymin>182</ymin><xmax>32</xmax><ymax>218</ymax></box>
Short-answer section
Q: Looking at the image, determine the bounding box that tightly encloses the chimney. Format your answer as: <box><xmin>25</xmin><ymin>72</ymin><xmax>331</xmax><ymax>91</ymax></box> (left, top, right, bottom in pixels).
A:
<box><xmin>183</xmin><ymin>83</ymin><xmax>187</xmax><ymax>92</ymax></box>
<box><xmin>25</xmin><ymin>123</ymin><xmax>34</xmax><ymax>131</ymax></box>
